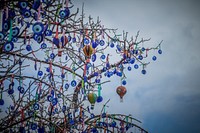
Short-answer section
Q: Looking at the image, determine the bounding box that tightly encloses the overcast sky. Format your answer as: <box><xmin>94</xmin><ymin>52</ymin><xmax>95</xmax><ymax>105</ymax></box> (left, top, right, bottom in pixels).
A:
<box><xmin>73</xmin><ymin>0</ymin><xmax>200</xmax><ymax>132</ymax></box>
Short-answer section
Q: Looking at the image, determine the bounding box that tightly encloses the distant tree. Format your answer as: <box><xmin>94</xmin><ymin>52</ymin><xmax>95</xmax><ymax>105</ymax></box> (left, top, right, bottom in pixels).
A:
<box><xmin>0</xmin><ymin>0</ymin><xmax>162</xmax><ymax>132</ymax></box>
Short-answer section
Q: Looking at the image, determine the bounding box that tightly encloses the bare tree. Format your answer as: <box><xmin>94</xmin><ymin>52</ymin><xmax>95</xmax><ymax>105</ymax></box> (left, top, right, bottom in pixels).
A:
<box><xmin>0</xmin><ymin>0</ymin><xmax>162</xmax><ymax>132</ymax></box>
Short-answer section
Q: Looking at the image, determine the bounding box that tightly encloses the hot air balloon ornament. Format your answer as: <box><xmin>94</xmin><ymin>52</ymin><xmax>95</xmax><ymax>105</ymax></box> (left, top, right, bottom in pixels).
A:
<box><xmin>83</xmin><ymin>45</ymin><xmax>94</xmax><ymax>59</ymax></box>
<box><xmin>116</xmin><ymin>86</ymin><xmax>127</xmax><ymax>102</ymax></box>
<box><xmin>87</xmin><ymin>92</ymin><xmax>97</xmax><ymax>110</ymax></box>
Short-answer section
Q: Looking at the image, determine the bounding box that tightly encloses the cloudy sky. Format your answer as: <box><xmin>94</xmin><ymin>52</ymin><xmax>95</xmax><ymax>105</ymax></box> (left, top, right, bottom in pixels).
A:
<box><xmin>73</xmin><ymin>0</ymin><xmax>200</xmax><ymax>132</ymax></box>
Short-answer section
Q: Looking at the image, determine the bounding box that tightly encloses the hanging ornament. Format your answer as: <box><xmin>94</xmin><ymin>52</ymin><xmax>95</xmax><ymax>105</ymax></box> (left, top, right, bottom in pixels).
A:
<box><xmin>3</xmin><ymin>42</ymin><xmax>14</xmax><ymax>52</ymax></box>
<box><xmin>18</xmin><ymin>2</ymin><xmax>28</xmax><ymax>9</ymax></box>
<box><xmin>116</xmin><ymin>86</ymin><xmax>127</xmax><ymax>102</ymax></box>
<box><xmin>12</xmin><ymin>27</ymin><xmax>20</xmax><ymax>37</ymax></box>
<box><xmin>97</xmin><ymin>84</ymin><xmax>103</xmax><ymax>103</ymax></box>
<box><xmin>32</xmin><ymin>0</ymin><xmax>41</xmax><ymax>10</ymax></box>
<box><xmin>0</xmin><ymin>32</ymin><xmax>5</xmax><ymax>41</ymax></box>
<box><xmin>87</xmin><ymin>92</ymin><xmax>97</xmax><ymax>110</ymax></box>
<box><xmin>59</xmin><ymin>8</ymin><xmax>70</xmax><ymax>19</ymax></box>
<box><xmin>32</xmin><ymin>22</ymin><xmax>44</xmax><ymax>35</ymax></box>
<box><xmin>83</xmin><ymin>45</ymin><xmax>93</xmax><ymax>58</ymax></box>
<box><xmin>53</xmin><ymin>24</ymin><xmax>59</xmax><ymax>48</ymax></box>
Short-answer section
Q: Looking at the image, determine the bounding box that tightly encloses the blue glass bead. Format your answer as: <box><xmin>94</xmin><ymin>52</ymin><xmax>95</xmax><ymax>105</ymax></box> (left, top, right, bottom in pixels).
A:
<box><xmin>99</xmin><ymin>40</ymin><xmax>105</xmax><ymax>46</ymax></box>
<box><xmin>0</xmin><ymin>99</ymin><xmax>4</xmax><ymax>105</ymax></box>
<box><xmin>111</xmin><ymin>121</ymin><xmax>116</xmax><ymax>127</ymax></box>
<box><xmin>47</xmin><ymin>95</ymin><xmax>52</xmax><ymax>102</ymax></box>
<box><xmin>68</xmin><ymin>36</ymin><xmax>71</xmax><ymax>42</ymax></box>
<box><xmin>84</xmin><ymin>38</ymin><xmax>90</xmax><ymax>44</ymax></box>
<box><xmin>91</xmin><ymin>113</ymin><xmax>95</xmax><ymax>118</ymax></box>
<box><xmin>38</xmin><ymin>71</ymin><xmax>43</xmax><ymax>76</ymax></box>
<box><xmin>3</xmin><ymin>42</ymin><xmax>14</xmax><ymax>52</ymax></box>
<box><xmin>92</xmin><ymin>40</ymin><xmax>98</xmax><ymax>48</ymax></box>
<box><xmin>92</xmin><ymin>54</ymin><xmax>96</xmax><ymax>62</ymax></box>
<box><xmin>127</xmin><ymin>66</ymin><xmax>132</xmax><ymax>71</ymax></box>
<box><xmin>69</xmin><ymin>120</ymin><xmax>75</xmax><ymax>125</ymax></box>
<box><xmin>32</xmin><ymin>22</ymin><xmax>44</xmax><ymax>35</ymax></box>
<box><xmin>32</xmin><ymin>0</ymin><xmax>40</xmax><ymax>10</ymax></box>
<box><xmin>152</xmin><ymin>56</ymin><xmax>157</xmax><ymax>61</ymax></box>
<box><xmin>46</xmin><ymin>67</ymin><xmax>50</xmax><ymax>72</ymax></box>
<box><xmin>33</xmin><ymin>103</ymin><xmax>39</xmax><ymax>110</ymax></box>
<box><xmin>8</xmin><ymin>89</ymin><xmax>14</xmax><ymax>95</ymax></box>
<box><xmin>62</xmin><ymin>105</ymin><xmax>67</xmax><ymax>112</ymax></box>
<box><xmin>141</xmin><ymin>69</ymin><xmax>146</xmax><ymax>75</ymax></box>
<box><xmin>129</xmin><ymin>58</ymin><xmax>135</xmax><ymax>64</ymax></box>
<box><xmin>38</xmin><ymin>127</ymin><xmax>45</xmax><ymax>133</ymax></box>
<box><xmin>45</xmin><ymin>30</ymin><xmax>52</xmax><ymax>36</ymax></box>
<box><xmin>61</xmin><ymin>74</ymin><xmax>65</xmax><ymax>78</ymax></box>
<box><xmin>84</xmin><ymin>76</ymin><xmax>87</xmax><ymax>82</ymax></box>
<box><xmin>41</xmin><ymin>43</ymin><xmax>47</xmax><ymax>49</ymax></box>
<box><xmin>65</xmin><ymin>83</ymin><xmax>69</xmax><ymax>89</ymax></box>
<box><xmin>122</xmin><ymin>80</ymin><xmax>127</xmax><ymax>85</ymax></box>
<box><xmin>102</xmin><ymin>113</ymin><xmax>106</xmax><ymax>118</ymax></box>
<box><xmin>72</xmin><ymin>37</ymin><xmax>76</xmax><ymax>43</ymax></box>
<box><xmin>0</xmin><ymin>32</ymin><xmax>5</xmax><ymax>41</ymax></box>
<box><xmin>110</xmin><ymin>42</ymin><xmax>114</xmax><ymax>48</ymax></box>
<box><xmin>134</xmin><ymin>64</ymin><xmax>139</xmax><ymax>69</ymax></box>
<box><xmin>71</xmin><ymin>80</ymin><xmax>77</xmax><ymax>87</ymax></box>
<box><xmin>141</xmin><ymin>47</ymin><xmax>145</xmax><ymax>51</ymax></box>
<box><xmin>59</xmin><ymin>8</ymin><xmax>70</xmax><ymax>19</ymax></box>
<box><xmin>158</xmin><ymin>49</ymin><xmax>162</xmax><ymax>54</ymax></box>
<box><xmin>31</xmin><ymin>123</ymin><xmax>37</xmax><ymax>130</ymax></box>
<box><xmin>101</xmin><ymin>54</ymin><xmax>106</xmax><ymax>60</ymax></box>
<box><xmin>19</xmin><ymin>87</ymin><xmax>24</xmax><ymax>94</ymax></box>
<box><xmin>12</xmin><ymin>27</ymin><xmax>20</xmax><ymax>37</ymax></box>
<box><xmin>138</xmin><ymin>55</ymin><xmax>143</xmax><ymax>60</ymax></box>
<box><xmin>50</xmin><ymin>53</ymin><xmax>55</xmax><ymax>59</ymax></box>
<box><xmin>51</xmin><ymin>98</ymin><xmax>58</xmax><ymax>106</ymax></box>
<box><xmin>116</xmin><ymin>44</ymin><xmax>121</xmax><ymax>51</ymax></box>
<box><xmin>36</xmin><ymin>34</ymin><xmax>43</xmax><ymax>44</ymax></box>
<box><xmin>19</xmin><ymin>2</ymin><xmax>28</xmax><ymax>9</ymax></box>
<box><xmin>97</xmin><ymin>96</ymin><xmax>103</xmax><ymax>103</ymax></box>
<box><xmin>26</xmin><ymin>45</ymin><xmax>32</xmax><ymax>51</ymax></box>
<box><xmin>23</xmin><ymin>9</ymin><xmax>31</xmax><ymax>18</ymax></box>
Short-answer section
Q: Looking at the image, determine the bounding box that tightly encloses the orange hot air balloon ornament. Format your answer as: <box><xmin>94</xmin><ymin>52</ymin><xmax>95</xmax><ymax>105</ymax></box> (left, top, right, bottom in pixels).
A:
<box><xmin>87</xmin><ymin>92</ymin><xmax>97</xmax><ymax>110</ymax></box>
<box><xmin>116</xmin><ymin>86</ymin><xmax>127</xmax><ymax>102</ymax></box>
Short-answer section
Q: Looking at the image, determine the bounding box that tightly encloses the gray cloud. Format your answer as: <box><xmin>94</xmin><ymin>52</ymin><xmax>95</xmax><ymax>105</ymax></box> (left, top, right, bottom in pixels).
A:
<box><xmin>72</xmin><ymin>0</ymin><xmax>200</xmax><ymax>132</ymax></box>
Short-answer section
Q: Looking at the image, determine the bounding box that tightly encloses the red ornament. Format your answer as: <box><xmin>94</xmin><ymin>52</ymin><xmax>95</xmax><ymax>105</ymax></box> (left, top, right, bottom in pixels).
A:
<box><xmin>116</xmin><ymin>86</ymin><xmax>127</xmax><ymax>102</ymax></box>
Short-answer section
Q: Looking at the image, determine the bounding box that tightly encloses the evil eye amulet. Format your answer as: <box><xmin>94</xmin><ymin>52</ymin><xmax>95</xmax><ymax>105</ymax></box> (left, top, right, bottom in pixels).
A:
<box><xmin>59</xmin><ymin>8</ymin><xmax>70</xmax><ymax>19</ymax></box>
<box><xmin>51</xmin><ymin>98</ymin><xmax>58</xmax><ymax>106</ymax></box>
<box><xmin>84</xmin><ymin>38</ymin><xmax>90</xmax><ymax>44</ymax></box>
<box><xmin>3</xmin><ymin>20</ymin><xmax>10</xmax><ymax>32</ymax></box>
<box><xmin>45</xmin><ymin>30</ymin><xmax>52</xmax><ymax>36</ymax></box>
<box><xmin>31</xmin><ymin>123</ymin><xmax>37</xmax><ymax>130</ymax></box>
<box><xmin>65</xmin><ymin>83</ymin><xmax>69</xmax><ymax>89</ymax></box>
<box><xmin>33</xmin><ymin>103</ymin><xmax>39</xmax><ymax>110</ymax></box>
<box><xmin>33</xmin><ymin>34</ymin><xmax>43</xmax><ymax>43</ymax></box>
<box><xmin>23</xmin><ymin>9</ymin><xmax>31</xmax><ymax>18</ymax></box>
<box><xmin>3</xmin><ymin>42</ymin><xmax>14</xmax><ymax>52</ymax></box>
<box><xmin>12</xmin><ymin>27</ymin><xmax>20</xmax><ymax>37</ymax></box>
<box><xmin>41</xmin><ymin>43</ymin><xmax>47</xmax><ymax>49</ymax></box>
<box><xmin>18</xmin><ymin>2</ymin><xmax>28</xmax><ymax>9</ymax></box>
<box><xmin>0</xmin><ymin>99</ymin><xmax>4</xmax><ymax>105</ymax></box>
<box><xmin>99</xmin><ymin>40</ymin><xmax>105</xmax><ymax>46</ymax></box>
<box><xmin>92</xmin><ymin>54</ymin><xmax>96</xmax><ymax>62</ymax></box>
<box><xmin>32</xmin><ymin>22</ymin><xmax>44</xmax><ymax>34</ymax></box>
<box><xmin>158</xmin><ymin>49</ymin><xmax>162</xmax><ymax>54</ymax></box>
<box><xmin>0</xmin><ymin>32</ymin><xmax>5</xmax><ymax>41</ymax></box>
<box><xmin>141</xmin><ymin>69</ymin><xmax>146</xmax><ymax>75</ymax></box>
<box><xmin>152</xmin><ymin>56</ymin><xmax>157</xmax><ymax>61</ymax></box>
<box><xmin>26</xmin><ymin>45</ymin><xmax>32</xmax><ymax>51</ymax></box>
<box><xmin>38</xmin><ymin>71</ymin><xmax>43</xmax><ymax>76</ymax></box>
<box><xmin>71</xmin><ymin>80</ymin><xmax>77</xmax><ymax>87</ymax></box>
